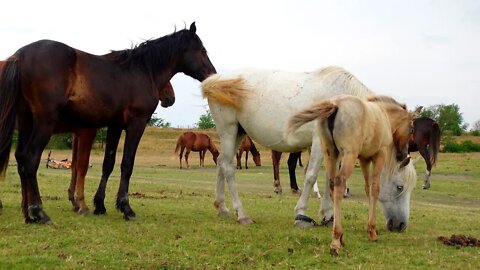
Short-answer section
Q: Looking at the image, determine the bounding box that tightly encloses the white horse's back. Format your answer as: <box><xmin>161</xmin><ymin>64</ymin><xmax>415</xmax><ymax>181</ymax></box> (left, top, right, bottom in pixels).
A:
<box><xmin>204</xmin><ymin>67</ymin><xmax>373</xmax><ymax>152</ymax></box>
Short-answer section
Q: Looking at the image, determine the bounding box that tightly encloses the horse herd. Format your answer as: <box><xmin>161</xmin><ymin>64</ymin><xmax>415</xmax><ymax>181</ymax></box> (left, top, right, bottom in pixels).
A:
<box><xmin>0</xmin><ymin>23</ymin><xmax>441</xmax><ymax>255</ymax></box>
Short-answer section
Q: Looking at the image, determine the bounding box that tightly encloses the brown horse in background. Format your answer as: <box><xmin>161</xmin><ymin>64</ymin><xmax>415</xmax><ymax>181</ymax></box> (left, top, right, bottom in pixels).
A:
<box><xmin>236</xmin><ymin>136</ymin><xmax>261</xmax><ymax>169</ymax></box>
<box><xmin>271</xmin><ymin>150</ymin><xmax>303</xmax><ymax>193</ymax></box>
<box><xmin>1</xmin><ymin>59</ymin><xmax>175</xmax><ymax>215</ymax></box>
<box><xmin>408</xmin><ymin>116</ymin><xmax>441</xmax><ymax>189</ymax></box>
<box><xmin>0</xmin><ymin>22</ymin><xmax>216</xmax><ymax>223</ymax></box>
<box><xmin>175</xmin><ymin>131</ymin><xmax>219</xmax><ymax>169</ymax></box>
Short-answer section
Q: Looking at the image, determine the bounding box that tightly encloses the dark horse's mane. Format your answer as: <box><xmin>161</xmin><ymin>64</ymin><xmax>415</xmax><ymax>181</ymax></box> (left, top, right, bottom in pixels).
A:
<box><xmin>107</xmin><ymin>27</ymin><xmax>202</xmax><ymax>76</ymax></box>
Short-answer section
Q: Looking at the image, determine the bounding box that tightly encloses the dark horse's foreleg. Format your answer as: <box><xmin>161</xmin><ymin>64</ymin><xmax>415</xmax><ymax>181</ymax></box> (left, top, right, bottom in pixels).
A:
<box><xmin>94</xmin><ymin>126</ymin><xmax>122</xmax><ymax>215</ymax></box>
<box><xmin>236</xmin><ymin>150</ymin><xmax>242</xmax><ymax>169</ymax></box>
<box><xmin>15</xmin><ymin>121</ymin><xmax>54</xmax><ymax>224</ymax></box>
<box><xmin>419</xmin><ymin>147</ymin><xmax>432</xmax><ymax>189</ymax></box>
<box><xmin>288</xmin><ymin>152</ymin><xmax>301</xmax><ymax>193</ymax></box>
<box><xmin>116</xmin><ymin>121</ymin><xmax>147</xmax><ymax>220</ymax></box>
<box><xmin>271</xmin><ymin>150</ymin><xmax>283</xmax><ymax>194</ymax></box>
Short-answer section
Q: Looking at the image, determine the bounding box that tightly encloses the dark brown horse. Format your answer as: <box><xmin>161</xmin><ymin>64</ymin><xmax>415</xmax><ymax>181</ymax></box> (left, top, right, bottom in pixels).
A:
<box><xmin>271</xmin><ymin>150</ymin><xmax>303</xmax><ymax>194</ymax></box>
<box><xmin>0</xmin><ymin>22</ymin><xmax>216</xmax><ymax>223</ymax></box>
<box><xmin>236</xmin><ymin>136</ymin><xmax>261</xmax><ymax>169</ymax></box>
<box><xmin>175</xmin><ymin>131</ymin><xmax>219</xmax><ymax>169</ymax></box>
<box><xmin>408</xmin><ymin>116</ymin><xmax>441</xmax><ymax>189</ymax></box>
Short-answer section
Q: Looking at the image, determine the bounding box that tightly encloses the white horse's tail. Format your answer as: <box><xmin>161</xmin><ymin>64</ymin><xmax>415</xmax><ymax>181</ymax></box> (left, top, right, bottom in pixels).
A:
<box><xmin>201</xmin><ymin>75</ymin><xmax>249</xmax><ymax>110</ymax></box>
<box><xmin>285</xmin><ymin>100</ymin><xmax>338</xmax><ymax>137</ymax></box>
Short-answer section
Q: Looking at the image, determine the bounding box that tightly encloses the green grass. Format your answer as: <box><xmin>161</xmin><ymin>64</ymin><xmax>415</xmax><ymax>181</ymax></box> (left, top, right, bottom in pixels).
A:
<box><xmin>0</xmin><ymin>129</ymin><xmax>479</xmax><ymax>269</ymax></box>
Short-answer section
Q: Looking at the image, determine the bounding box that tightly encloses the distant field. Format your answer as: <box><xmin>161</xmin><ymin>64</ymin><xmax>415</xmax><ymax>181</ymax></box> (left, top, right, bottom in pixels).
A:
<box><xmin>0</xmin><ymin>127</ymin><xmax>479</xmax><ymax>269</ymax></box>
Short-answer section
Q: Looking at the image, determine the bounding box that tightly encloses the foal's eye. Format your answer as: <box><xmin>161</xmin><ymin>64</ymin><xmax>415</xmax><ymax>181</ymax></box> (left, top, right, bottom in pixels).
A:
<box><xmin>396</xmin><ymin>185</ymin><xmax>404</xmax><ymax>192</ymax></box>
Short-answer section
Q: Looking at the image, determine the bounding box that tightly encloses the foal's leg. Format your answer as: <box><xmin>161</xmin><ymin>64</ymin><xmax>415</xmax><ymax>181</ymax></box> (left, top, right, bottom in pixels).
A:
<box><xmin>419</xmin><ymin>147</ymin><xmax>432</xmax><ymax>189</ymax></box>
<box><xmin>116</xmin><ymin>121</ymin><xmax>147</xmax><ymax>220</ymax></box>
<box><xmin>366</xmin><ymin>150</ymin><xmax>386</xmax><ymax>242</ymax></box>
<box><xmin>94</xmin><ymin>126</ymin><xmax>122</xmax><ymax>215</ymax></box>
<box><xmin>271</xmin><ymin>150</ymin><xmax>283</xmax><ymax>194</ymax></box>
<box><xmin>73</xmin><ymin>128</ymin><xmax>97</xmax><ymax>214</ymax></box>
<box><xmin>287</xmin><ymin>152</ymin><xmax>301</xmax><ymax>193</ymax></box>
<box><xmin>330</xmin><ymin>152</ymin><xmax>356</xmax><ymax>256</ymax></box>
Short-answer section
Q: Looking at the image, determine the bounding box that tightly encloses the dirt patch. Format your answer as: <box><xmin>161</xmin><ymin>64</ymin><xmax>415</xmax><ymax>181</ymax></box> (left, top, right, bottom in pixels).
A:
<box><xmin>438</xmin><ymin>234</ymin><xmax>480</xmax><ymax>247</ymax></box>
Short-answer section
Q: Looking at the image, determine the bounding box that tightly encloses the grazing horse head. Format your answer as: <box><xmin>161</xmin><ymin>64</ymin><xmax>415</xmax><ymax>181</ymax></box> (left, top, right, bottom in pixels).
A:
<box><xmin>210</xmin><ymin>143</ymin><xmax>220</xmax><ymax>165</ymax></box>
<box><xmin>379</xmin><ymin>152</ymin><xmax>417</xmax><ymax>232</ymax></box>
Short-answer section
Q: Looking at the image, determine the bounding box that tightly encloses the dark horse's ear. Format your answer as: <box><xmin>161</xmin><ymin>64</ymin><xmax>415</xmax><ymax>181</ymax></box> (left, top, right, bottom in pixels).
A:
<box><xmin>189</xmin><ymin>22</ymin><xmax>197</xmax><ymax>35</ymax></box>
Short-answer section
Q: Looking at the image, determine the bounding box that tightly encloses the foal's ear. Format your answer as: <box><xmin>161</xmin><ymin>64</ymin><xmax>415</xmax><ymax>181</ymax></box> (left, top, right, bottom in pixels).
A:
<box><xmin>412</xmin><ymin>106</ymin><xmax>423</xmax><ymax>118</ymax></box>
<box><xmin>189</xmin><ymin>22</ymin><xmax>197</xmax><ymax>35</ymax></box>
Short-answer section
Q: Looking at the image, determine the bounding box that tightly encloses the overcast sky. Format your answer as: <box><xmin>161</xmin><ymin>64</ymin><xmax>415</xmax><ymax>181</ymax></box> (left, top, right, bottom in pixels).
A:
<box><xmin>1</xmin><ymin>0</ymin><xmax>478</xmax><ymax>128</ymax></box>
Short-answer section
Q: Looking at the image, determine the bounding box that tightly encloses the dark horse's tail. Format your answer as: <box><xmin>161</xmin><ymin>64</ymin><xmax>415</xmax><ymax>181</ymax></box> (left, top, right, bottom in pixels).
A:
<box><xmin>429</xmin><ymin>121</ymin><xmax>441</xmax><ymax>166</ymax></box>
<box><xmin>0</xmin><ymin>56</ymin><xmax>20</xmax><ymax>178</ymax></box>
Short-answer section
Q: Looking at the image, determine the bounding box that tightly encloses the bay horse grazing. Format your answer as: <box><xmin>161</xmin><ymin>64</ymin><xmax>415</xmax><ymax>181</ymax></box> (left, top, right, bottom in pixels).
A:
<box><xmin>201</xmin><ymin>66</ymin><xmax>417</xmax><ymax>230</ymax></box>
<box><xmin>236</xmin><ymin>136</ymin><xmax>261</xmax><ymax>169</ymax></box>
<box><xmin>0</xmin><ymin>22</ymin><xmax>216</xmax><ymax>223</ymax></box>
<box><xmin>175</xmin><ymin>131</ymin><xmax>219</xmax><ymax>169</ymax></box>
<box><xmin>286</xmin><ymin>95</ymin><xmax>418</xmax><ymax>255</ymax></box>
<box><xmin>271</xmin><ymin>150</ymin><xmax>303</xmax><ymax>193</ymax></box>
<box><xmin>409</xmin><ymin>117</ymin><xmax>441</xmax><ymax>189</ymax></box>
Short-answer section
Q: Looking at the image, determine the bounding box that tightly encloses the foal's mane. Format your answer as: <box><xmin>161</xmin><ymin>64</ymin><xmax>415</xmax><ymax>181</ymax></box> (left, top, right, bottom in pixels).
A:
<box><xmin>367</xmin><ymin>95</ymin><xmax>407</xmax><ymax>110</ymax></box>
<box><xmin>107</xmin><ymin>27</ymin><xmax>201</xmax><ymax>75</ymax></box>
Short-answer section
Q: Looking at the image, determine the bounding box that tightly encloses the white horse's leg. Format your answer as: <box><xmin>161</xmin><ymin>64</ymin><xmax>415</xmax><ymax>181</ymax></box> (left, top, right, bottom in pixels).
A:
<box><xmin>294</xmin><ymin>133</ymin><xmax>323</xmax><ymax>228</ymax></box>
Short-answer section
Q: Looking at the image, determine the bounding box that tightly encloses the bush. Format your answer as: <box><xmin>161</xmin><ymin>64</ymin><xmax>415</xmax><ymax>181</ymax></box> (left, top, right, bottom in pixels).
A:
<box><xmin>443</xmin><ymin>140</ymin><xmax>480</xmax><ymax>153</ymax></box>
<box><xmin>471</xmin><ymin>130</ymin><xmax>480</xmax><ymax>136</ymax></box>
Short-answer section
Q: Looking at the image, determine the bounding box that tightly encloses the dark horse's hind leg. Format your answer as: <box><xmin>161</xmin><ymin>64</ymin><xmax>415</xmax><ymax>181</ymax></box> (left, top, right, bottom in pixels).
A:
<box><xmin>15</xmin><ymin>122</ymin><xmax>53</xmax><ymax>224</ymax></box>
<box><xmin>288</xmin><ymin>152</ymin><xmax>301</xmax><ymax>193</ymax></box>
<box><xmin>94</xmin><ymin>126</ymin><xmax>122</xmax><ymax>215</ymax></box>
<box><xmin>116</xmin><ymin>122</ymin><xmax>147</xmax><ymax>220</ymax></box>
<box><xmin>271</xmin><ymin>150</ymin><xmax>283</xmax><ymax>194</ymax></box>
<box><xmin>419</xmin><ymin>147</ymin><xmax>432</xmax><ymax>189</ymax></box>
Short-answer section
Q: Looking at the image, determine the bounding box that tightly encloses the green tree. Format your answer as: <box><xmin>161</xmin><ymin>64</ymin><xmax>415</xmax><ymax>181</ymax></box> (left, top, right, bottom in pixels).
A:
<box><xmin>148</xmin><ymin>114</ymin><xmax>171</xmax><ymax>128</ymax></box>
<box><xmin>197</xmin><ymin>110</ymin><xmax>216</xmax><ymax>129</ymax></box>
<box><xmin>421</xmin><ymin>104</ymin><xmax>466</xmax><ymax>136</ymax></box>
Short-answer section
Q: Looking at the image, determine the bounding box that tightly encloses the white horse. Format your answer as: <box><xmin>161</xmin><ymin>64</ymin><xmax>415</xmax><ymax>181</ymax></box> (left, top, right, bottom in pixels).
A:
<box><xmin>201</xmin><ymin>66</ymin><xmax>417</xmax><ymax>230</ymax></box>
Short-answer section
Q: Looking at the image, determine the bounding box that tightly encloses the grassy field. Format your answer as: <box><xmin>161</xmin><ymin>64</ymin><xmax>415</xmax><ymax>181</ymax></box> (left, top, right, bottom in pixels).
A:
<box><xmin>0</xmin><ymin>127</ymin><xmax>479</xmax><ymax>269</ymax></box>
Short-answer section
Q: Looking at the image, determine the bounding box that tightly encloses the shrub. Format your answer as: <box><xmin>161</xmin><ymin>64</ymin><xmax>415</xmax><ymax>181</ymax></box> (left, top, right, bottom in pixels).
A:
<box><xmin>443</xmin><ymin>140</ymin><xmax>480</xmax><ymax>153</ymax></box>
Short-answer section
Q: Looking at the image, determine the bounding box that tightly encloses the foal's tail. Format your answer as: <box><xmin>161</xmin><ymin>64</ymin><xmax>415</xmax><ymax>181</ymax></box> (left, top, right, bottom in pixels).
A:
<box><xmin>429</xmin><ymin>121</ymin><xmax>441</xmax><ymax>166</ymax></box>
<box><xmin>285</xmin><ymin>100</ymin><xmax>338</xmax><ymax>137</ymax></box>
<box><xmin>0</xmin><ymin>56</ymin><xmax>20</xmax><ymax>178</ymax></box>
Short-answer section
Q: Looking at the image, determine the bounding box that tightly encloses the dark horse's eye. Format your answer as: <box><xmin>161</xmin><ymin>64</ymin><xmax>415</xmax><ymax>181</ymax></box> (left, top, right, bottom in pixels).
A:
<box><xmin>397</xmin><ymin>185</ymin><xmax>404</xmax><ymax>192</ymax></box>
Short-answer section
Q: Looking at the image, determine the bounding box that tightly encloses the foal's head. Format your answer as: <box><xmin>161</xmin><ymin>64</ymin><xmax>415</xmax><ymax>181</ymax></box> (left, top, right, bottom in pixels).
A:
<box><xmin>369</xmin><ymin>96</ymin><xmax>418</xmax><ymax>162</ymax></box>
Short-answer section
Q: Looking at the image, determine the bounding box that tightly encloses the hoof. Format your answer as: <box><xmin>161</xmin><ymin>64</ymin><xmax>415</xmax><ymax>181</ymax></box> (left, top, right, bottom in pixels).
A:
<box><xmin>237</xmin><ymin>217</ymin><xmax>254</xmax><ymax>225</ymax></box>
<box><xmin>330</xmin><ymin>247</ymin><xmax>340</xmax><ymax>256</ymax></box>
<box><xmin>343</xmin><ymin>188</ymin><xmax>351</xmax><ymax>198</ymax></box>
<box><xmin>291</xmin><ymin>188</ymin><xmax>301</xmax><ymax>195</ymax></box>
<box><xmin>217</xmin><ymin>210</ymin><xmax>231</xmax><ymax>218</ymax></box>
<box><xmin>93</xmin><ymin>207</ymin><xmax>107</xmax><ymax>215</ymax></box>
<box><xmin>26</xmin><ymin>205</ymin><xmax>52</xmax><ymax>224</ymax></box>
<box><xmin>274</xmin><ymin>187</ymin><xmax>282</xmax><ymax>195</ymax></box>
<box><xmin>123</xmin><ymin>211</ymin><xmax>136</xmax><ymax>221</ymax></box>
<box><xmin>78</xmin><ymin>208</ymin><xmax>91</xmax><ymax>215</ymax></box>
<box><xmin>294</xmin><ymin>214</ymin><xmax>318</xmax><ymax>228</ymax></box>
<box><xmin>422</xmin><ymin>185</ymin><xmax>430</xmax><ymax>190</ymax></box>
<box><xmin>321</xmin><ymin>216</ymin><xmax>334</xmax><ymax>227</ymax></box>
